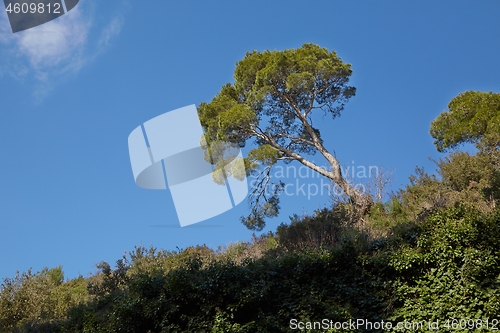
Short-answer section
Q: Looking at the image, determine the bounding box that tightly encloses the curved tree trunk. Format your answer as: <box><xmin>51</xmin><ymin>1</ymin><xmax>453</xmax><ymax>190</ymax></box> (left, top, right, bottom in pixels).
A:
<box><xmin>258</xmin><ymin>129</ymin><xmax>373</xmax><ymax>216</ymax></box>
<box><xmin>293</xmin><ymin>107</ymin><xmax>374</xmax><ymax>216</ymax></box>
<box><xmin>250</xmin><ymin>96</ymin><xmax>374</xmax><ymax>217</ymax></box>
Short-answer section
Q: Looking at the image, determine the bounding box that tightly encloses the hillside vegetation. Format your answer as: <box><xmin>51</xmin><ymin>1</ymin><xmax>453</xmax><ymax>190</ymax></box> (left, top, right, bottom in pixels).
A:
<box><xmin>1</xmin><ymin>91</ymin><xmax>499</xmax><ymax>332</ymax></box>
<box><xmin>1</xmin><ymin>187</ymin><xmax>499</xmax><ymax>332</ymax></box>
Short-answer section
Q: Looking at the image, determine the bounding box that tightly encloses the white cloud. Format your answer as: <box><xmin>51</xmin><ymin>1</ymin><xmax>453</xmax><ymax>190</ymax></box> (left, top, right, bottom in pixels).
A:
<box><xmin>0</xmin><ymin>1</ymin><xmax>126</xmax><ymax>99</ymax></box>
<box><xmin>16</xmin><ymin>9</ymin><xmax>89</xmax><ymax>70</ymax></box>
<box><xmin>0</xmin><ymin>5</ymin><xmax>89</xmax><ymax>75</ymax></box>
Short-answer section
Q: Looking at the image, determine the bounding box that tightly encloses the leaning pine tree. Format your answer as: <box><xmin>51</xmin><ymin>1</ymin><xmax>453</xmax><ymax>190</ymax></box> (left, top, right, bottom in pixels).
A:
<box><xmin>198</xmin><ymin>43</ymin><xmax>373</xmax><ymax>230</ymax></box>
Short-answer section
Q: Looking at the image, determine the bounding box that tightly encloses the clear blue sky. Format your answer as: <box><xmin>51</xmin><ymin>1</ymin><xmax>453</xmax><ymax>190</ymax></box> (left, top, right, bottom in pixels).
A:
<box><xmin>1</xmin><ymin>0</ymin><xmax>499</xmax><ymax>280</ymax></box>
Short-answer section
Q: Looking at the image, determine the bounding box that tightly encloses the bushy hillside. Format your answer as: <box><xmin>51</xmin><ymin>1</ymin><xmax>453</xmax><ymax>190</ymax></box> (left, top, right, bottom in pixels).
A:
<box><xmin>1</xmin><ymin>90</ymin><xmax>499</xmax><ymax>332</ymax></box>
<box><xmin>1</xmin><ymin>201</ymin><xmax>499</xmax><ymax>332</ymax></box>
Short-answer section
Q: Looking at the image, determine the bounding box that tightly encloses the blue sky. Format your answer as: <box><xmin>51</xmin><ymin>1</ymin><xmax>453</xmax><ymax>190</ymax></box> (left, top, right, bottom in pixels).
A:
<box><xmin>1</xmin><ymin>0</ymin><xmax>499</xmax><ymax>280</ymax></box>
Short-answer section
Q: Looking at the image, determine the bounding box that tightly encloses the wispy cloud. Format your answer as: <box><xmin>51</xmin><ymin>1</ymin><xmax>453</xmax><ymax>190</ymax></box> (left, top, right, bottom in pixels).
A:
<box><xmin>16</xmin><ymin>8</ymin><xmax>89</xmax><ymax>71</ymax></box>
<box><xmin>98</xmin><ymin>16</ymin><xmax>124</xmax><ymax>50</ymax></box>
<box><xmin>0</xmin><ymin>1</ymin><xmax>126</xmax><ymax>100</ymax></box>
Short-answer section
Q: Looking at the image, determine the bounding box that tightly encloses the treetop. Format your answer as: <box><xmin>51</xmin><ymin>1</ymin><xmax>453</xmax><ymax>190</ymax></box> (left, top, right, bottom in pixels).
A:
<box><xmin>430</xmin><ymin>90</ymin><xmax>500</xmax><ymax>152</ymax></box>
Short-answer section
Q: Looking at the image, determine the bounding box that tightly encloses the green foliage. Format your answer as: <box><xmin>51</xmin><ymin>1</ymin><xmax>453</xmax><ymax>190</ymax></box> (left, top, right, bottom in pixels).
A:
<box><xmin>47</xmin><ymin>266</ymin><xmax>64</xmax><ymax>287</ymax></box>
<box><xmin>215</xmin><ymin>235</ymin><xmax>279</xmax><ymax>264</ymax></box>
<box><xmin>402</xmin><ymin>149</ymin><xmax>500</xmax><ymax>219</ymax></box>
<box><xmin>198</xmin><ymin>43</ymin><xmax>355</xmax><ymax>157</ymax></box>
<box><xmin>87</xmin><ymin>259</ymin><xmax>129</xmax><ymax>298</ymax></box>
<box><xmin>199</xmin><ymin>43</ymin><xmax>363</xmax><ymax>230</ymax></box>
<box><xmin>382</xmin><ymin>206</ymin><xmax>500</xmax><ymax>329</ymax></box>
<box><xmin>1</xmin><ymin>204</ymin><xmax>500</xmax><ymax>332</ymax></box>
<box><xmin>211</xmin><ymin>311</ymin><xmax>254</xmax><ymax>333</ymax></box>
<box><xmin>240</xmin><ymin>196</ymin><xmax>280</xmax><ymax>231</ymax></box>
<box><xmin>198</xmin><ymin>83</ymin><xmax>256</xmax><ymax>147</ymax></box>
<box><xmin>244</xmin><ymin>144</ymin><xmax>282</xmax><ymax>175</ymax></box>
<box><xmin>277</xmin><ymin>207</ymin><xmax>364</xmax><ymax>252</ymax></box>
<box><xmin>58</xmin><ymin>246</ymin><xmax>383</xmax><ymax>332</ymax></box>
<box><xmin>3</xmin><ymin>84</ymin><xmax>500</xmax><ymax>333</ymax></box>
<box><xmin>402</xmin><ymin>166</ymin><xmax>446</xmax><ymax>216</ymax></box>
<box><xmin>232</xmin><ymin>44</ymin><xmax>355</xmax><ymax>118</ymax></box>
<box><xmin>430</xmin><ymin>90</ymin><xmax>500</xmax><ymax>152</ymax></box>
<box><xmin>368</xmin><ymin>197</ymin><xmax>409</xmax><ymax>230</ymax></box>
<box><xmin>0</xmin><ymin>267</ymin><xmax>88</xmax><ymax>333</ymax></box>
<box><xmin>438</xmin><ymin>151</ymin><xmax>500</xmax><ymax>202</ymax></box>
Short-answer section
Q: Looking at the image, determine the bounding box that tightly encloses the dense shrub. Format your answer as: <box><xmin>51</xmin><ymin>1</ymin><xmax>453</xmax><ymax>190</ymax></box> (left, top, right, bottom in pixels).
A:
<box><xmin>1</xmin><ymin>204</ymin><xmax>499</xmax><ymax>332</ymax></box>
<box><xmin>386</xmin><ymin>206</ymin><xmax>500</xmax><ymax>328</ymax></box>
<box><xmin>0</xmin><ymin>267</ymin><xmax>88</xmax><ymax>333</ymax></box>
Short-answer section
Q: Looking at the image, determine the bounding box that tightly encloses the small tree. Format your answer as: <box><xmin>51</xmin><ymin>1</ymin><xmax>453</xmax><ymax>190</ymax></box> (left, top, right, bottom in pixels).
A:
<box><xmin>430</xmin><ymin>90</ymin><xmax>500</xmax><ymax>153</ymax></box>
<box><xmin>198</xmin><ymin>44</ymin><xmax>373</xmax><ymax>230</ymax></box>
<box><xmin>402</xmin><ymin>90</ymin><xmax>500</xmax><ymax>214</ymax></box>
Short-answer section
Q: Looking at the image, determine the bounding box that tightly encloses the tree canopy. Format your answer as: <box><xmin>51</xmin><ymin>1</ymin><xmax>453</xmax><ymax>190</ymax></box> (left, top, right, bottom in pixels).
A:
<box><xmin>198</xmin><ymin>43</ymin><xmax>372</xmax><ymax>230</ymax></box>
<box><xmin>430</xmin><ymin>90</ymin><xmax>500</xmax><ymax>152</ymax></box>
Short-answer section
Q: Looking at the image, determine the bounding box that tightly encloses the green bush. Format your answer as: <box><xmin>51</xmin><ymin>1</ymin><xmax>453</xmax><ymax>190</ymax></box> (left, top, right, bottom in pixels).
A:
<box><xmin>2</xmin><ymin>204</ymin><xmax>499</xmax><ymax>332</ymax></box>
<box><xmin>376</xmin><ymin>206</ymin><xmax>500</xmax><ymax>331</ymax></box>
